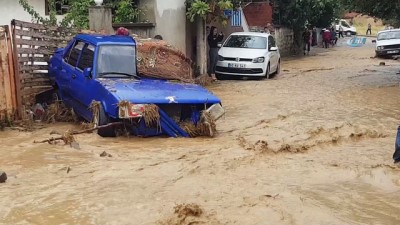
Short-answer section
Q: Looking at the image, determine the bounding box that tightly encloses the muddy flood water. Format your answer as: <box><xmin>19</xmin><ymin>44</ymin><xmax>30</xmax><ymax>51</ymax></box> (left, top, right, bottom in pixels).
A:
<box><xmin>1</xmin><ymin>38</ymin><xmax>400</xmax><ymax>225</ymax></box>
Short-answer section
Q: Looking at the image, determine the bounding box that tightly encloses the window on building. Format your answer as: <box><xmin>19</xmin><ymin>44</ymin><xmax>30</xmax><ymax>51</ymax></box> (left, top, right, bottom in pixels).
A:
<box><xmin>45</xmin><ymin>0</ymin><xmax>69</xmax><ymax>15</ymax></box>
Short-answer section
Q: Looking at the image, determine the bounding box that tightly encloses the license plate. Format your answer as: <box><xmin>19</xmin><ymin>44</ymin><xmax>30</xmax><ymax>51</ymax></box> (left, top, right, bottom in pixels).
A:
<box><xmin>228</xmin><ymin>63</ymin><xmax>246</xmax><ymax>68</ymax></box>
<box><xmin>388</xmin><ymin>50</ymin><xmax>399</xmax><ymax>54</ymax></box>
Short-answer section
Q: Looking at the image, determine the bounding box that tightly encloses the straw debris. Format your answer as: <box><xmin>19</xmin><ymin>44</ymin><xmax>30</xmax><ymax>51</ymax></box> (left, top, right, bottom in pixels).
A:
<box><xmin>143</xmin><ymin>104</ymin><xmax>160</xmax><ymax>128</ymax></box>
<box><xmin>181</xmin><ymin>111</ymin><xmax>217</xmax><ymax>137</ymax></box>
<box><xmin>89</xmin><ymin>100</ymin><xmax>101</xmax><ymax>125</ymax></box>
<box><xmin>44</xmin><ymin>101</ymin><xmax>76</xmax><ymax>123</ymax></box>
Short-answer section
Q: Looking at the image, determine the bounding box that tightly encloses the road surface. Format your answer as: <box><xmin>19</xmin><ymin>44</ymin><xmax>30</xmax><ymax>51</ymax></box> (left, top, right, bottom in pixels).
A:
<box><xmin>1</xmin><ymin>38</ymin><xmax>400</xmax><ymax>225</ymax></box>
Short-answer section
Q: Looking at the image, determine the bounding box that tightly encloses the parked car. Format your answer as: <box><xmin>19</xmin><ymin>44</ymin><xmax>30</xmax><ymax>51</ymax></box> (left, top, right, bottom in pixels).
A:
<box><xmin>49</xmin><ymin>34</ymin><xmax>223</xmax><ymax>137</ymax></box>
<box><xmin>215</xmin><ymin>32</ymin><xmax>281</xmax><ymax>79</ymax></box>
<box><xmin>373</xmin><ymin>29</ymin><xmax>400</xmax><ymax>57</ymax></box>
<box><xmin>333</xmin><ymin>19</ymin><xmax>357</xmax><ymax>36</ymax></box>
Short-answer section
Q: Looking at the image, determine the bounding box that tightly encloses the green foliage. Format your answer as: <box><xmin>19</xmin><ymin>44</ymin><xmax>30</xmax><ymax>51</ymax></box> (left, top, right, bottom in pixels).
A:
<box><xmin>61</xmin><ymin>0</ymin><xmax>94</xmax><ymax>29</ymax></box>
<box><xmin>185</xmin><ymin>0</ymin><xmax>237</xmax><ymax>24</ymax></box>
<box><xmin>186</xmin><ymin>0</ymin><xmax>211</xmax><ymax>22</ymax></box>
<box><xmin>341</xmin><ymin>0</ymin><xmax>400</xmax><ymax>26</ymax></box>
<box><xmin>274</xmin><ymin>0</ymin><xmax>343</xmax><ymax>30</ymax></box>
<box><xmin>113</xmin><ymin>0</ymin><xmax>143</xmax><ymax>23</ymax></box>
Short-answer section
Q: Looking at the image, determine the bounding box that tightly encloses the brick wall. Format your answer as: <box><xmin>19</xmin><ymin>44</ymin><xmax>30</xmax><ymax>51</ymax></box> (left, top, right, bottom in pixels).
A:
<box><xmin>243</xmin><ymin>2</ymin><xmax>273</xmax><ymax>28</ymax></box>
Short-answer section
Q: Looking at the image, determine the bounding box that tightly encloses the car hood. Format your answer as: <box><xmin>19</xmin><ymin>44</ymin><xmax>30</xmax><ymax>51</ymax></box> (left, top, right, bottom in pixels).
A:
<box><xmin>98</xmin><ymin>78</ymin><xmax>221</xmax><ymax>104</ymax></box>
<box><xmin>376</xmin><ymin>39</ymin><xmax>400</xmax><ymax>46</ymax></box>
<box><xmin>218</xmin><ymin>47</ymin><xmax>267</xmax><ymax>59</ymax></box>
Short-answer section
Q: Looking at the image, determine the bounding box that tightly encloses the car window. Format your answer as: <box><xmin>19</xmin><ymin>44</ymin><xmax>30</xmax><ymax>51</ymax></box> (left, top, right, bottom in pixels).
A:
<box><xmin>377</xmin><ymin>31</ymin><xmax>400</xmax><ymax>40</ymax></box>
<box><xmin>341</xmin><ymin>21</ymin><xmax>350</xmax><ymax>28</ymax></box>
<box><xmin>223</xmin><ymin>35</ymin><xmax>267</xmax><ymax>49</ymax></box>
<box><xmin>77</xmin><ymin>44</ymin><xmax>95</xmax><ymax>71</ymax></box>
<box><xmin>268</xmin><ymin>36</ymin><xmax>276</xmax><ymax>49</ymax></box>
<box><xmin>66</xmin><ymin>41</ymin><xmax>85</xmax><ymax>67</ymax></box>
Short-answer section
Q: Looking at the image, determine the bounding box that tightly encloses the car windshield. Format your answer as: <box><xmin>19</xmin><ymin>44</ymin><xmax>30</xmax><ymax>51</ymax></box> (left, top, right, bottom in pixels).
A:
<box><xmin>377</xmin><ymin>31</ymin><xmax>400</xmax><ymax>40</ymax></box>
<box><xmin>97</xmin><ymin>45</ymin><xmax>137</xmax><ymax>78</ymax></box>
<box><xmin>223</xmin><ymin>35</ymin><xmax>267</xmax><ymax>49</ymax></box>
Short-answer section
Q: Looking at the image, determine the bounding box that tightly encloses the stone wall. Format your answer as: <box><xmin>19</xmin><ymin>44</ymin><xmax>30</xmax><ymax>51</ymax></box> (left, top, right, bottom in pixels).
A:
<box><xmin>274</xmin><ymin>27</ymin><xmax>296</xmax><ymax>57</ymax></box>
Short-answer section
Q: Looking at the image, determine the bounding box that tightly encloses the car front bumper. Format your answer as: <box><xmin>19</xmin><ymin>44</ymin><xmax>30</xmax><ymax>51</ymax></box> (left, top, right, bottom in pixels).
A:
<box><xmin>216</xmin><ymin>61</ymin><xmax>265</xmax><ymax>76</ymax></box>
<box><xmin>376</xmin><ymin>48</ymin><xmax>400</xmax><ymax>56</ymax></box>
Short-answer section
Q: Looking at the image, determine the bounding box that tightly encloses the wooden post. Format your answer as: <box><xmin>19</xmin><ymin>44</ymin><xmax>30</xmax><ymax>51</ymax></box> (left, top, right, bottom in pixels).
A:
<box><xmin>5</xmin><ymin>25</ymin><xmax>17</xmax><ymax>113</ymax></box>
<box><xmin>0</xmin><ymin>26</ymin><xmax>13</xmax><ymax>115</ymax></box>
<box><xmin>11</xmin><ymin>20</ymin><xmax>23</xmax><ymax>119</ymax></box>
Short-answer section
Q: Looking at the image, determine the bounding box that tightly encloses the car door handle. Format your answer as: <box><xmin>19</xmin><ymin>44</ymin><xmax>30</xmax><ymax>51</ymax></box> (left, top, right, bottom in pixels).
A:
<box><xmin>72</xmin><ymin>74</ymin><xmax>77</xmax><ymax>79</ymax></box>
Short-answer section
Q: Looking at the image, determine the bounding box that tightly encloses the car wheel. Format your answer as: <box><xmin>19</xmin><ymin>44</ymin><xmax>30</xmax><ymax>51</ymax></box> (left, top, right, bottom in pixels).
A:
<box><xmin>275</xmin><ymin>60</ymin><xmax>281</xmax><ymax>75</ymax></box>
<box><xmin>97</xmin><ymin>104</ymin><xmax>117</xmax><ymax>137</ymax></box>
<box><xmin>265</xmin><ymin>63</ymin><xmax>271</xmax><ymax>79</ymax></box>
<box><xmin>346</xmin><ymin>31</ymin><xmax>352</xmax><ymax>36</ymax></box>
<box><xmin>216</xmin><ymin>73</ymin><xmax>224</xmax><ymax>80</ymax></box>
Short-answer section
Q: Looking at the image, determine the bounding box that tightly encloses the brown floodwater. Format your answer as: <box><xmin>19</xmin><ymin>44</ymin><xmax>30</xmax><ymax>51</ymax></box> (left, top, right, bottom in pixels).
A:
<box><xmin>0</xmin><ymin>37</ymin><xmax>400</xmax><ymax>225</ymax></box>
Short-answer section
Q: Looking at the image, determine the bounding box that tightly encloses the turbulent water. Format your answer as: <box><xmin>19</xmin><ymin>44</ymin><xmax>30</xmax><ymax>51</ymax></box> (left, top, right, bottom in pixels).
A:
<box><xmin>1</xmin><ymin>38</ymin><xmax>400</xmax><ymax>225</ymax></box>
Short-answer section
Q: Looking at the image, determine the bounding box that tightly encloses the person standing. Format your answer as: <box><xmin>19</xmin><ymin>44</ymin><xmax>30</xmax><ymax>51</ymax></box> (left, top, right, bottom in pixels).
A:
<box><xmin>302</xmin><ymin>27</ymin><xmax>311</xmax><ymax>55</ymax></box>
<box><xmin>207</xmin><ymin>26</ymin><xmax>224</xmax><ymax>81</ymax></box>
<box><xmin>338</xmin><ymin>25</ymin><xmax>344</xmax><ymax>38</ymax></box>
<box><xmin>331</xmin><ymin>27</ymin><xmax>337</xmax><ymax>46</ymax></box>
<box><xmin>322</xmin><ymin>28</ymin><xmax>331</xmax><ymax>49</ymax></box>
<box><xmin>366</xmin><ymin>23</ymin><xmax>372</xmax><ymax>35</ymax></box>
<box><xmin>312</xmin><ymin>27</ymin><xmax>317</xmax><ymax>46</ymax></box>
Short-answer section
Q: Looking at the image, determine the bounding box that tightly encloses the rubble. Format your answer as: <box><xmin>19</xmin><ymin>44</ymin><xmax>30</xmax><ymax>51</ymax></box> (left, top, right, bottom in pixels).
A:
<box><xmin>0</xmin><ymin>171</ymin><xmax>7</xmax><ymax>183</ymax></box>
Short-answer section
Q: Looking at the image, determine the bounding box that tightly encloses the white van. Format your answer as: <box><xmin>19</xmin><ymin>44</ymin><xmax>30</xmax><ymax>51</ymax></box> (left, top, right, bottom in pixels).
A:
<box><xmin>334</xmin><ymin>19</ymin><xmax>357</xmax><ymax>36</ymax></box>
<box><xmin>373</xmin><ymin>29</ymin><xmax>400</xmax><ymax>57</ymax></box>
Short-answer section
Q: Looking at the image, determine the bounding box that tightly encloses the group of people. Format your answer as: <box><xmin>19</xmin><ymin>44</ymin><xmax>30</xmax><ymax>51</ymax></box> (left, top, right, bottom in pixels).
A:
<box><xmin>302</xmin><ymin>25</ymin><xmax>347</xmax><ymax>55</ymax></box>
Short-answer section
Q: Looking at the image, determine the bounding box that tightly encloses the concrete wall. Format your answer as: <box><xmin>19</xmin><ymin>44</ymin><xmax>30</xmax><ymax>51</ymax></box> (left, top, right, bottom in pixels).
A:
<box><xmin>274</xmin><ymin>27</ymin><xmax>295</xmax><ymax>57</ymax></box>
<box><xmin>0</xmin><ymin>0</ymin><xmax>64</xmax><ymax>26</ymax></box>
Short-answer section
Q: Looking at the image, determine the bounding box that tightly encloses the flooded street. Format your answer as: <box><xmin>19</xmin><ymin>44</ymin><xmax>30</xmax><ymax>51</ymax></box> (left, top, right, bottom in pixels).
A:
<box><xmin>1</xmin><ymin>38</ymin><xmax>400</xmax><ymax>225</ymax></box>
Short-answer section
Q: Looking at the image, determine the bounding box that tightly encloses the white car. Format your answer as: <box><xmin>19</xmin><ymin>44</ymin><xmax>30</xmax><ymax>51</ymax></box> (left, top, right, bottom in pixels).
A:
<box><xmin>216</xmin><ymin>32</ymin><xmax>280</xmax><ymax>79</ymax></box>
<box><xmin>334</xmin><ymin>19</ymin><xmax>357</xmax><ymax>36</ymax></box>
<box><xmin>373</xmin><ymin>29</ymin><xmax>400</xmax><ymax>57</ymax></box>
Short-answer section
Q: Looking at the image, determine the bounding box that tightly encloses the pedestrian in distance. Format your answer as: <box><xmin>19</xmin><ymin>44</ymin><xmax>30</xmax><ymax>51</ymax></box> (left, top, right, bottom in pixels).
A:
<box><xmin>322</xmin><ymin>28</ymin><xmax>331</xmax><ymax>49</ymax></box>
<box><xmin>207</xmin><ymin>26</ymin><xmax>224</xmax><ymax>81</ymax></box>
<box><xmin>302</xmin><ymin>27</ymin><xmax>311</xmax><ymax>55</ymax></box>
<box><xmin>338</xmin><ymin>25</ymin><xmax>344</xmax><ymax>38</ymax></box>
<box><xmin>331</xmin><ymin>27</ymin><xmax>338</xmax><ymax>46</ymax></box>
<box><xmin>366</xmin><ymin>23</ymin><xmax>372</xmax><ymax>35</ymax></box>
<box><xmin>312</xmin><ymin>27</ymin><xmax>317</xmax><ymax>46</ymax></box>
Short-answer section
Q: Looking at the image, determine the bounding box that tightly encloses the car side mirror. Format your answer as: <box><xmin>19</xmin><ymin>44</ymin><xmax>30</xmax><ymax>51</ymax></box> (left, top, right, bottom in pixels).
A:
<box><xmin>372</xmin><ymin>40</ymin><xmax>376</xmax><ymax>43</ymax></box>
<box><xmin>217</xmin><ymin>43</ymin><xmax>222</xmax><ymax>48</ymax></box>
<box><xmin>270</xmin><ymin>46</ymin><xmax>278</xmax><ymax>51</ymax></box>
<box><xmin>84</xmin><ymin>68</ymin><xmax>92</xmax><ymax>78</ymax></box>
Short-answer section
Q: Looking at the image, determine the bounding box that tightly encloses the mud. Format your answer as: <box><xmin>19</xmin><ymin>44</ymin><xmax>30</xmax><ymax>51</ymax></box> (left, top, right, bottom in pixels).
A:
<box><xmin>1</xmin><ymin>37</ymin><xmax>400</xmax><ymax>224</ymax></box>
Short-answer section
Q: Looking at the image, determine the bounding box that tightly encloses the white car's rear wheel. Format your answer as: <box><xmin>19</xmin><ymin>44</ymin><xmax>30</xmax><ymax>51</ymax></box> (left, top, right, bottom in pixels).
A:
<box><xmin>265</xmin><ymin>63</ymin><xmax>270</xmax><ymax>79</ymax></box>
<box><xmin>275</xmin><ymin>60</ymin><xmax>281</xmax><ymax>75</ymax></box>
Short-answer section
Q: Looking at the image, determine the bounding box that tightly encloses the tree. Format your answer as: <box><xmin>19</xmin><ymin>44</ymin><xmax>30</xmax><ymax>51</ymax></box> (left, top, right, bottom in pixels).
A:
<box><xmin>341</xmin><ymin>0</ymin><xmax>400</xmax><ymax>26</ymax></box>
<box><xmin>185</xmin><ymin>0</ymin><xmax>240</xmax><ymax>26</ymax></box>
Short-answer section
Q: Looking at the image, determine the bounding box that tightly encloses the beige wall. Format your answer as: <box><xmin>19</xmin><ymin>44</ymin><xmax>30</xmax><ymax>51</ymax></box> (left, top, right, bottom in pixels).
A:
<box><xmin>153</xmin><ymin>0</ymin><xmax>187</xmax><ymax>53</ymax></box>
<box><xmin>0</xmin><ymin>0</ymin><xmax>63</xmax><ymax>26</ymax></box>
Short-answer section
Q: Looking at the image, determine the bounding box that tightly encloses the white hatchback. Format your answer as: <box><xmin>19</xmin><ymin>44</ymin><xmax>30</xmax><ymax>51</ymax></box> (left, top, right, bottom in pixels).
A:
<box><xmin>216</xmin><ymin>32</ymin><xmax>280</xmax><ymax>79</ymax></box>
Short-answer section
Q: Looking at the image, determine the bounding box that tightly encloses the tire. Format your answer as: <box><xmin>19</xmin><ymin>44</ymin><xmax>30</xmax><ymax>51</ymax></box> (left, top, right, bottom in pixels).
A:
<box><xmin>275</xmin><ymin>60</ymin><xmax>281</xmax><ymax>75</ymax></box>
<box><xmin>265</xmin><ymin>63</ymin><xmax>271</xmax><ymax>79</ymax></box>
<box><xmin>346</xmin><ymin>31</ymin><xmax>352</xmax><ymax>36</ymax></box>
<box><xmin>97</xmin><ymin>104</ymin><xmax>117</xmax><ymax>137</ymax></box>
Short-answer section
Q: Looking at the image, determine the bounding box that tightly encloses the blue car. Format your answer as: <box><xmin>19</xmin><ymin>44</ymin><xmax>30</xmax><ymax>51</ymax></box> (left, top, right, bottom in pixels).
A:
<box><xmin>49</xmin><ymin>34</ymin><xmax>222</xmax><ymax>137</ymax></box>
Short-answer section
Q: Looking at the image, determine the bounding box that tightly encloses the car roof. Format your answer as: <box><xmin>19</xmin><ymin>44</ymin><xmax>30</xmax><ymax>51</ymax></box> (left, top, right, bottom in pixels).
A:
<box><xmin>229</xmin><ymin>32</ymin><xmax>271</xmax><ymax>38</ymax></box>
<box><xmin>377</xmin><ymin>29</ymin><xmax>400</xmax><ymax>34</ymax></box>
<box><xmin>75</xmin><ymin>34</ymin><xmax>136</xmax><ymax>46</ymax></box>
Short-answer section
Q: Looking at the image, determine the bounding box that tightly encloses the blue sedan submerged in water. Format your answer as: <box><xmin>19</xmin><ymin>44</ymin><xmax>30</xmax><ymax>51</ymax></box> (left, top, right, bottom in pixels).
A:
<box><xmin>49</xmin><ymin>34</ymin><xmax>222</xmax><ymax>137</ymax></box>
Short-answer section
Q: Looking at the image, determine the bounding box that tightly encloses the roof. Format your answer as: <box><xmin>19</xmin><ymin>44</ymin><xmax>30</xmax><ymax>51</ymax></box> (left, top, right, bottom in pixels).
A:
<box><xmin>243</xmin><ymin>2</ymin><xmax>273</xmax><ymax>28</ymax></box>
<box><xmin>343</xmin><ymin>12</ymin><xmax>360</xmax><ymax>19</ymax></box>
<box><xmin>229</xmin><ymin>32</ymin><xmax>271</xmax><ymax>37</ymax></box>
<box><xmin>74</xmin><ymin>34</ymin><xmax>136</xmax><ymax>46</ymax></box>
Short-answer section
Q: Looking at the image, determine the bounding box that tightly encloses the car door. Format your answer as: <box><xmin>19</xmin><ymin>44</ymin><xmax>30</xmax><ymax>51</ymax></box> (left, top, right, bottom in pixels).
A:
<box><xmin>61</xmin><ymin>40</ymin><xmax>85</xmax><ymax>109</ymax></box>
<box><xmin>268</xmin><ymin>35</ymin><xmax>278</xmax><ymax>71</ymax></box>
<box><xmin>56</xmin><ymin>40</ymin><xmax>76</xmax><ymax>99</ymax></box>
<box><xmin>69</xmin><ymin>44</ymin><xmax>96</xmax><ymax>120</ymax></box>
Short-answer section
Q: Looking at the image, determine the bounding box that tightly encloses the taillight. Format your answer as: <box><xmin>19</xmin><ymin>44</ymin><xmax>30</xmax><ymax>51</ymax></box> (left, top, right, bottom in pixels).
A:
<box><xmin>119</xmin><ymin>103</ymin><xmax>145</xmax><ymax>119</ymax></box>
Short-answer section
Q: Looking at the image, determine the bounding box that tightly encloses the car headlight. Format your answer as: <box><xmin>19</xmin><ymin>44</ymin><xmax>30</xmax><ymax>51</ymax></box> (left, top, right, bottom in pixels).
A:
<box><xmin>218</xmin><ymin>55</ymin><xmax>224</xmax><ymax>61</ymax></box>
<box><xmin>252</xmin><ymin>57</ymin><xmax>265</xmax><ymax>63</ymax></box>
<box><xmin>377</xmin><ymin>46</ymin><xmax>384</xmax><ymax>50</ymax></box>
